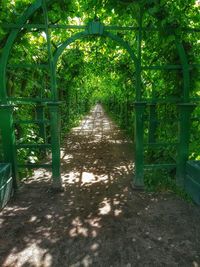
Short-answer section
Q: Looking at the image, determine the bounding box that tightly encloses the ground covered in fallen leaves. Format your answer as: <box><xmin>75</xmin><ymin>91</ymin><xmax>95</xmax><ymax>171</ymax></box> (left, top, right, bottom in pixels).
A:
<box><xmin>0</xmin><ymin>105</ymin><xmax>200</xmax><ymax>267</ymax></box>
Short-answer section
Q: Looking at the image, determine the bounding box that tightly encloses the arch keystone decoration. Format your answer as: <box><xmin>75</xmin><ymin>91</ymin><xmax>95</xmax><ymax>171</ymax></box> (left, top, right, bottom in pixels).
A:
<box><xmin>87</xmin><ymin>21</ymin><xmax>104</xmax><ymax>35</ymax></box>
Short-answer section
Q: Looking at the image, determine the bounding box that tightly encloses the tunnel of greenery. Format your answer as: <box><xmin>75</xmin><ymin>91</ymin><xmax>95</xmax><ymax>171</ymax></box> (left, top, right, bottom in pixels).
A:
<box><xmin>0</xmin><ymin>0</ymin><xmax>200</xmax><ymax>199</ymax></box>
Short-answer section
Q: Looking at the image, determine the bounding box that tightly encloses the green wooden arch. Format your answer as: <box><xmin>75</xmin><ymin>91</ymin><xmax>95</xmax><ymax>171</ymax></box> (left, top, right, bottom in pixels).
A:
<box><xmin>54</xmin><ymin>31</ymin><xmax>138</xmax><ymax>65</ymax></box>
<box><xmin>49</xmin><ymin>28</ymin><xmax>143</xmax><ymax>188</ymax></box>
<box><xmin>0</xmin><ymin>0</ymin><xmax>195</xmax><ymax>190</ymax></box>
<box><xmin>52</xmin><ymin>30</ymin><xmax>139</xmax><ymax>100</ymax></box>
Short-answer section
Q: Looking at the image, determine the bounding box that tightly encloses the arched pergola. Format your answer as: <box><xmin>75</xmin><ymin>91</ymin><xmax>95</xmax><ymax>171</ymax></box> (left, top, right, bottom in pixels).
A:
<box><xmin>0</xmin><ymin>0</ymin><xmax>196</xmax><ymax>190</ymax></box>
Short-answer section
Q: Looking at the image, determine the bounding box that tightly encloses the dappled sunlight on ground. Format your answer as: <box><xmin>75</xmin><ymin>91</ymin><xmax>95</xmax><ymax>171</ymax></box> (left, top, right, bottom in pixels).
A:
<box><xmin>0</xmin><ymin>105</ymin><xmax>200</xmax><ymax>267</ymax></box>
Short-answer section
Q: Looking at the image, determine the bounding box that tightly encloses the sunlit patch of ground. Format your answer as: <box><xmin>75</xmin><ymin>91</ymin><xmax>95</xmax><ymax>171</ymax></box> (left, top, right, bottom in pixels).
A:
<box><xmin>0</xmin><ymin>105</ymin><xmax>200</xmax><ymax>267</ymax></box>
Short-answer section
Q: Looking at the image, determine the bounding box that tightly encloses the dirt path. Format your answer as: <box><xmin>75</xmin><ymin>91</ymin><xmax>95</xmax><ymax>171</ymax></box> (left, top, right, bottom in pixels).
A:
<box><xmin>0</xmin><ymin>105</ymin><xmax>200</xmax><ymax>267</ymax></box>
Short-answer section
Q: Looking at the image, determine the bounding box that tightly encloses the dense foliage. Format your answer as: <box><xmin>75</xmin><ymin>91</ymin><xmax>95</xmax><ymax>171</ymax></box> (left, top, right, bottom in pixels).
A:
<box><xmin>0</xmin><ymin>0</ymin><xmax>199</xmax><ymax>186</ymax></box>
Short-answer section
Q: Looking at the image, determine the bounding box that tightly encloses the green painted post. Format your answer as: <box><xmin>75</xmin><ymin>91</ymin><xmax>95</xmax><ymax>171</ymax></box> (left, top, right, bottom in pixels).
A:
<box><xmin>133</xmin><ymin>102</ymin><xmax>146</xmax><ymax>188</ymax></box>
<box><xmin>176</xmin><ymin>103</ymin><xmax>195</xmax><ymax>187</ymax></box>
<box><xmin>47</xmin><ymin>64</ymin><xmax>62</xmax><ymax>189</ymax></box>
<box><xmin>0</xmin><ymin>104</ymin><xmax>18</xmax><ymax>189</ymax></box>
<box><xmin>48</xmin><ymin>102</ymin><xmax>62</xmax><ymax>188</ymax></box>
<box><xmin>42</xmin><ymin>0</ymin><xmax>62</xmax><ymax>189</ymax></box>
<box><xmin>36</xmin><ymin>103</ymin><xmax>47</xmax><ymax>156</ymax></box>
<box><xmin>148</xmin><ymin>103</ymin><xmax>157</xmax><ymax>143</ymax></box>
<box><xmin>124</xmin><ymin>98</ymin><xmax>128</xmax><ymax>127</ymax></box>
<box><xmin>133</xmin><ymin>8</ymin><xmax>146</xmax><ymax>189</ymax></box>
<box><xmin>36</xmin><ymin>103</ymin><xmax>46</xmax><ymax>143</ymax></box>
<box><xmin>175</xmin><ymin>37</ymin><xmax>193</xmax><ymax>188</ymax></box>
<box><xmin>47</xmin><ymin>69</ymin><xmax>62</xmax><ymax>189</ymax></box>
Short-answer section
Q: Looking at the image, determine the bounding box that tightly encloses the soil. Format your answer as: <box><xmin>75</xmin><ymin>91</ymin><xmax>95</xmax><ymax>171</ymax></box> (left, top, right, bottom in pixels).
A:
<box><xmin>0</xmin><ymin>104</ymin><xmax>200</xmax><ymax>267</ymax></box>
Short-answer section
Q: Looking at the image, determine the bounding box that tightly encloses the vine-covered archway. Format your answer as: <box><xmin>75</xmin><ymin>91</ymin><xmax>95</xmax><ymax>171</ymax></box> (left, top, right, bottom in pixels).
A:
<box><xmin>0</xmin><ymin>0</ymin><xmax>198</xmax><ymax>192</ymax></box>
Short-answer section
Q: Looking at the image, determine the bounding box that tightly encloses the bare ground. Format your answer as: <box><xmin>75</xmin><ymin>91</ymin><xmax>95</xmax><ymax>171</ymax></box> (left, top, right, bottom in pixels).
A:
<box><xmin>0</xmin><ymin>104</ymin><xmax>200</xmax><ymax>267</ymax></box>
